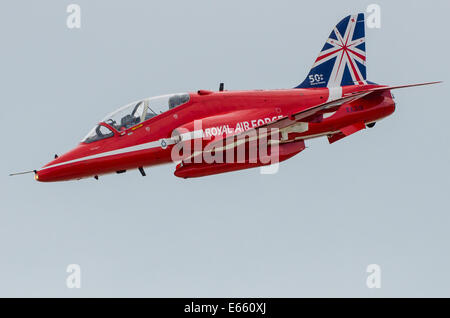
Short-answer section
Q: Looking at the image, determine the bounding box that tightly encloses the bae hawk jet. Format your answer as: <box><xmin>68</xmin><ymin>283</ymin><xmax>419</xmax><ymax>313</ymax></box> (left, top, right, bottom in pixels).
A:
<box><xmin>11</xmin><ymin>13</ymin><xmax>440</xmax><ymax>181</ymax></box>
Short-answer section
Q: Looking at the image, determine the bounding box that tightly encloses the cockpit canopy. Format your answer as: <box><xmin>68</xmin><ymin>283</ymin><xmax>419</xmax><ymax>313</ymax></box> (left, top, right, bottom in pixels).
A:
<box><xmin>82</xmin><ymin>93</ymin><xmax>190</xmax><ymax>143</ymax></box>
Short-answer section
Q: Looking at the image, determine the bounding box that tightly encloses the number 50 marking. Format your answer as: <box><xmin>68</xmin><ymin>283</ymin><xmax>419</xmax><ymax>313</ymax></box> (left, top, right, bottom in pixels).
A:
<box><xmin>309</xmin><ymin>74</ymin><xmax>324</xmax><ymax>85</ymax></box>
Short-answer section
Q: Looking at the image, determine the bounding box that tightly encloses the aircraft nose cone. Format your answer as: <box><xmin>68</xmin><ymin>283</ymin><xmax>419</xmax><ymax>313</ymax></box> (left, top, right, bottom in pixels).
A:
<box><xmin>35</xmin><ymin>166</ymin><xmax>54</xmax><ymax>182</ymax></box>
<box><xmin>35</xmin><ymin>157</ymin><xmax>63</xmax><ymax>182</ymax></box>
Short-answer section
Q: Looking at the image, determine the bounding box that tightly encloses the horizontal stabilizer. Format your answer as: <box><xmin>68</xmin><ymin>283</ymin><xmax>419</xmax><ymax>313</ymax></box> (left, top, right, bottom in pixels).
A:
<box><xmin>183</xmin><ymin>81</ymin><xmax>441</xmax><ymax>159</ymax></box>
<box><xmin>345</xmin><ymin>81</ymin><xmax>442</xmax><ymax>97</ymax></box>
<box><xmin>374</xmin><ymin>81</ymin><xmax>442</xmax><ymax>91</ymax></box>
<box><xmin>328</xmin><ymin>122</ymin><xmax>365</xmax><ymax>144</ymax></box>
<box><xmin>340</xmin><ymin>122</ymin><xmax>366</xmax><ymax>136</ymax></box>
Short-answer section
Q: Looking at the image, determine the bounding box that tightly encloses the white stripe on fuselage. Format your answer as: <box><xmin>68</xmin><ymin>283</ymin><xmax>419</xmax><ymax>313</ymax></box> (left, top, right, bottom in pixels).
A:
<box><xmin>41</xmin><ymin>129</ymin><xmax>333</xmax><ymax>171</ymax></box>
<box><xmin>40</xmin><ymin>138</ymin><xmax>176</xmax><ymax>171</ymax></box>
<box><xmin>42</xmin><ymin>110</ymin><xmax>380</xmax><ymax>172</ymax></box>
<box><xmin>327</xmin><ymin>86</ymin><xmax>342</xmax><ymax>102</ymax></box>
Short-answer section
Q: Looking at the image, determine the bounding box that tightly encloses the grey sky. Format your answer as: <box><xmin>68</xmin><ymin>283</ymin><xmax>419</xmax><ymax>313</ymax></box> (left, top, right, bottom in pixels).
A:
<box><xmin>1</xmin><ymin>0</ymin><xmax>449</xmax><ymax>297</ymax></box>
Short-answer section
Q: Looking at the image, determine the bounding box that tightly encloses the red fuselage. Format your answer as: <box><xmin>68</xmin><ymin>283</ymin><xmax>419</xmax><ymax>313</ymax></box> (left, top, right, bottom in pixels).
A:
<box><xmin>35</xmin><ymin>84</ymin><xmax>395</xmax><ymax>182</ymax></box>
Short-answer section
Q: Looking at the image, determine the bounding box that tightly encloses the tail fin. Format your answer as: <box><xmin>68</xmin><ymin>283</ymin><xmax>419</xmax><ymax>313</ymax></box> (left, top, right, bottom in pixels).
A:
<box><xmin>296</xmin><ymin>13</ymin><xmax>367</xmax><ymax>88</ymax></box>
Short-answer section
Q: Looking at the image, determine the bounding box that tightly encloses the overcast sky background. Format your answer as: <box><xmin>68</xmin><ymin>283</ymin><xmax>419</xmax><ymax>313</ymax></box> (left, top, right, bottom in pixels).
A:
<box><xmin>0</xmin><ymin>0</ymin><xmax>449</xmax><ymax>297</ymax></box>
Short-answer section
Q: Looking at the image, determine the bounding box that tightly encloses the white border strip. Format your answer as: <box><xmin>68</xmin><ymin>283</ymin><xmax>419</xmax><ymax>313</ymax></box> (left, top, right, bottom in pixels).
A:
<box><xmin>40</xmin><ymin>138</ymin><xmax>176</xmax><ymax>171</ymax></box>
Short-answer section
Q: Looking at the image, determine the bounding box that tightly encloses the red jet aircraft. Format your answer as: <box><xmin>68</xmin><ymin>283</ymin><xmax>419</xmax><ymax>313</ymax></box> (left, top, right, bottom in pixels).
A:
<box><xmin>11</xmin><ymin>13</ymin><xmax>440</xmax><ymax>182</ymax></box>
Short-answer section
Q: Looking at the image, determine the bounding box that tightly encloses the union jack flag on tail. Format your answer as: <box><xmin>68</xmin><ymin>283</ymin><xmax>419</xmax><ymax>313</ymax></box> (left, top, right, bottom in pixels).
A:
<box><xmin>297</xmin><ymin>13</ymin><xmax>367</xmax><ymax>88</ymax></box>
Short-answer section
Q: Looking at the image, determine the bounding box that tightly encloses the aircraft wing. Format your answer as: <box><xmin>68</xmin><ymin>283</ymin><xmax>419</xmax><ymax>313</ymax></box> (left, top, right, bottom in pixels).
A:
<box><xmin>180</xmin><ymin>81</ymin><xmax>441</xmax><ymax>160</ymax></box>
<box><xmin>211</xmin><ymin>82</ymin><xmax>441</xmax><ymax>146</ymax></box>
